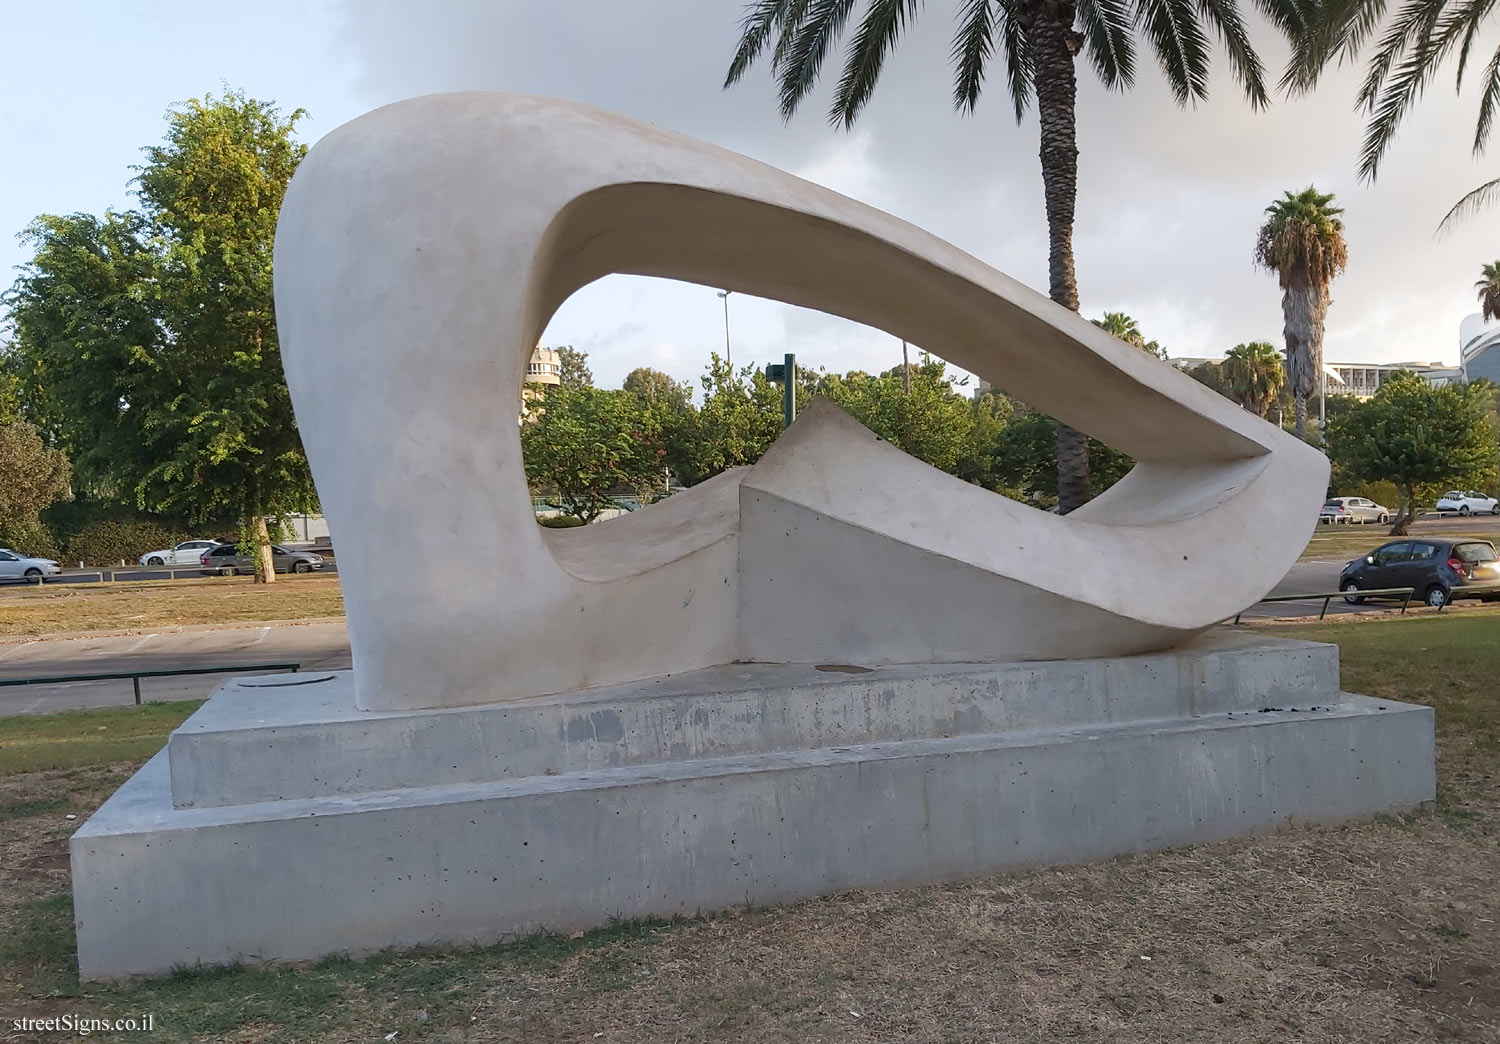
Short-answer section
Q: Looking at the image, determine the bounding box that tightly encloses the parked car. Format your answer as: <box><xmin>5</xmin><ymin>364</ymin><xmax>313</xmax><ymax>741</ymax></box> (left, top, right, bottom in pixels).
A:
<box><xmin>1435</xmin><ymin>491</ymin><xmax>1500</xmax><ymax>516</ymax></box>
<box><xmin>0</xmin><ymin>548</ymin><xmax>62</xmax><ymax>582</ymax></box>
<box><xmin>139</xmin><ymin>539</ymin><xmax>221</xmax><ymax>566</ymax></box>
<box><xmin>1319</xmin><ymin>497</ymin><xmax>1391</xmax><ymax>525</ymax></box>
<box><xmin>1340</xmin><ymin>538</ymin><xmax>1500</xmax><ymax>608</ymax></box>
<box><xmin>199</xmin><ymin>543</ymin><xmax>325</xmax><ymax>576</ymax></box>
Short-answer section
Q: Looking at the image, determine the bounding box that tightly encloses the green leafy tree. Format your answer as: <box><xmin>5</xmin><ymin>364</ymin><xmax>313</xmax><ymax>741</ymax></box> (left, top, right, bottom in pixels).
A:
<box><xmin>725</xmin><ymin>0</ymin><xmax>1306</xmax><ymax>514</ymax></box>
<box><xmin>623</xmin><ymin>366</ymin><xmax>692</xmax><ymax>409</ymax></box>
<box><xmin>819</xmin><ymin>354</ymin><xmax>975</xmax><ymax>472</ymax></box>
<box><xmin>1254</xmin><ymin>187</ymin><xmax>1348</xmax><ymax>441</ymax></box>
<box><xmin>0</xmin><ymin>421</ymin><xmax>72</xmax><ymax>552</ymax></box>
<box><xmin>623</xmin><ymin>366</ymin><xmax>699</xmax><ymax>488</ymax></box>
<box><xmin>521</xmin><ymin>384</ymin><xmax>665</xmax><ymax>523</ymax></box>
<box><xmin>6</xmin><ymin>91</ymin><xmax>314</xmax><ymax>582</ymax></box>
<box><xmin>693</xmin><ymin>353</ymin><xmax>785</xmax><ymax>479</ymax></box>
<box><xmin>1477</xmin><ymin>261</ymin><xmax>1500</xmax><ymax>322</ymax></box>
<box><xmin>1326</xmin><ymin>371</ymin><xmax>1499</xmax><ymax>535</ymax></box>
<box><xmin>1181</xmin><ymin>359</ymin><xmax>1233</xmax><ymax>399</ymax></box>
<box><xmin>1221</xmin><ymin>341</ymin><xmax>1286</xmax><ymax>418</ymax></box>
<box><xmin>555</xmin><ymin>345</ymin><xmax>594</xmax><ymax>390</ymax></box>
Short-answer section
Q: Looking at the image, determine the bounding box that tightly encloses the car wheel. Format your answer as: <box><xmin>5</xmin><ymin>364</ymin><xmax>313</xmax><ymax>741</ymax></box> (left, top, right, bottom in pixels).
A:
<box><xmin>147</xmin><ymin>556</ymin><xmax>164</xmax><ymax>566</ymax></box>
<box><xmin>1425</xmin><ymin>585</ymin><xmax>1450</xmax><ymax>609</ymax></box>
<box><xmin>293</xmin><ymin>562</ymin><xmax>310</xmax><ymax>574</ymax></box>
<box><xmin>1378</xmin><ymin>513</ymin><xmax>1389</xmax><ymax>524</ymax></box>
<box><xmin>223</xmin><ymin>566</ymin><xmax>238</xmax><ymax>577</ymax></box>
<box><xmin>1492</xmin><ymin>504</ymin><xmax>1499</xmax><ymax>515</ymax></box>
<box><xmin>1460</xmin><ymin>505</ymin><xmax>1470</xmax><ymax>516</ymax></box>
<box><xmin>1342</xmin><ymin>581</ymin><xmax>1364</xmax><ymax>605</ymax></box>
<box><xmin>23</xmin><ymin>568</ymin><xmax>41</xmax><ymax>584</ymax></box>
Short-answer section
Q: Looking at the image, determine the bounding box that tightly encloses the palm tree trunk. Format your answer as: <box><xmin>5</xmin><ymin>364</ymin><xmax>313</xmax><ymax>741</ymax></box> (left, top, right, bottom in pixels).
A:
<box><xmin>1282</xmin><ymin>283</ymin><xmax>1330</xmax><ymax>443</ymax></box>
<box><xmin>1027</xmin><ymin>4</ymin><xmax>1087</xmax><ymax>513</ymax></box>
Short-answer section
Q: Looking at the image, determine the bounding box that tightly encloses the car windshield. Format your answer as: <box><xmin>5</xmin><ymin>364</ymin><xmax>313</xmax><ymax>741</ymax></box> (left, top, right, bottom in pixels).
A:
<box><xmin>1443</xmin><ymin>492</ymin><xmax>1461</xmax><ymax>499</ymax></box>
<box><xmin>1454</xmin><ymin>542</ymin><xmax>1498</xmax><ymax>564</ymax></box>
<box><xmin>1323</xmin><ymin>501</ymin><xmax>1344</xmax><ymax>508</ymax></box>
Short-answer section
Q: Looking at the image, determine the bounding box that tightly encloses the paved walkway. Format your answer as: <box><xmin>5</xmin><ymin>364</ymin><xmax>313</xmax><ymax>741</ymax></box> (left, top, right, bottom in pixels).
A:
<box><xmin>0</xmin><ymin>621</ymin><xmax>350</xmax><ymax>714</ymax></box>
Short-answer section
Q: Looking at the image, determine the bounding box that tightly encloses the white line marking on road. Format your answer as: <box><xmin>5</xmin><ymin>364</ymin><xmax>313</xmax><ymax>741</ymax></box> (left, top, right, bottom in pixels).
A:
<box><xmin>126</xmin><ymin>633</ymin><xmax>160</xmax><ymax>652</ymax></box>
<box><xmin>254</xmin><ymin>626</ymin><xmax>270</xmax><ymax>645</ymax></box>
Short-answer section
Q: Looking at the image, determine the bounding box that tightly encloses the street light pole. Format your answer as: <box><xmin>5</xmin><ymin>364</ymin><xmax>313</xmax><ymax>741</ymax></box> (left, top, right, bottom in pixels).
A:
<box><xmin>717</xmin><ymin>290</ymin><xmax>733</xmax><ymax>369</ymax></box>
<box><xmin>1319</xmin><ymin>362</ymin><xmax>1326</xmax><ymax>444</ymax></box>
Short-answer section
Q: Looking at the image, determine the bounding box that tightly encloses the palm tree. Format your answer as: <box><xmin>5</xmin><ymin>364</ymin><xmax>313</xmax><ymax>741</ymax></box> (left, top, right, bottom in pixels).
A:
<box><xmin>1221</xmin><ymin>341</ymin><xmax>1285</xmax><ymax>419</ymax></box>
<box><xmin>1253</xmin><ymin>187</ymin><xmax>1348</xmax><ymax>441</ymax></box>
<box><xmin>1091</xmin><ymin>312</ymin><xmax>1165</xmax><ymax>358</ymax></box>
<box><xmin>1288</xmin><ymin>0</ymin><xmax>1500</xmax><ymax>183</ymax></box>
<box><xmin>724</xmin><ymin>0</ymin><xmax>1307</xmax><ymax>513</ymax></box>
<box><xmin>1476</xmin><ymin>261</ymin><xmax>1500</xmax><ymax>322</ymax></box>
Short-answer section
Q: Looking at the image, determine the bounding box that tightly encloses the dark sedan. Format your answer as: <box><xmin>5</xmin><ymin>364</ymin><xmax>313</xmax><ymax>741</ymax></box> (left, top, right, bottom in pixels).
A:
<box><xmin>1340</xmin><ymin>538</ymin><xmax>1500</xmax><ymax>609</ymax></box>
<box><xmin>200</xmin><ymin>543</ymin><xmax>325</xmax><ymax>576</ymax></box>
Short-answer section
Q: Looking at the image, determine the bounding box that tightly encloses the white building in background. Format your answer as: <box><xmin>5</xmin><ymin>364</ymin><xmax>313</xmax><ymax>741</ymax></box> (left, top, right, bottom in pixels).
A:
<box><xmin>1170</xmin><ymin>355</ymin><xmax>1460</xmax><ymax>399</ymax></box>
<box><xmin>527</xmin><ymin>343</ymin><xmax>562</xmax><ymax>388</ymax></box>
<box><xmin>1460</xmin><ymin>313</ymin><xmax>1500</xmax><ymax>384</ymax></box>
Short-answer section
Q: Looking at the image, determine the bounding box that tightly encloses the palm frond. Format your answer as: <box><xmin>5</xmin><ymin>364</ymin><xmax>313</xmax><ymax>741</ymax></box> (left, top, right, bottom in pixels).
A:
<box><xmin>830</xmin><ymin>0</ymin><xmax>920</xmax><ymax>126</ymax></box>
<box><xmin>1281</xmin><ymin>0</ymin><xmax>1382</xmax><ymax>94</ymax></box>
<box><xmin>1194</xmin><ymin>0</ymin><xmax>1271</xmax><ymax>108</ymax></box>
<box><xmin>952</xmin><ymin>0</ymin><xmax>997</xmax><ymax>112</ymax></box>
<box><xmin>1354</xmin><ymin>0</ymin><xmax>1444</xmax><ymax>115</ymax></box>
<box><xmin>725</xmin><ymin>0</ymin><xmax>797</xmax><ymax>87</ymax></box>
<box><xmin>775</xmin><ymin>0</ymin><xmax>860</xmax><ymax>121</ymax></box>
<box><xmin>1438</xmin><ymin>174</ymin><xmax>1500</xmax><ymax>234</ymax></box>
<box><xmin>1138</xmin><ymin>0</ymin><xmax>1214</xmax><ymax>105</ymax></box>
<box><xmin>1452</xmin><ymin>0</ymin><xmax>1498</xmax><ymax>83</ymax></box>
<box><xmin>998</xmin><ymin>1</ymin><xmax>1036</xmax><ymax>121</ymax></box>
<box><xmin>1356</xmin><ymin>0</ymin><xmax>1469</xmax><ymax>180</ymax></box>
<box><xmin>1077</xmin><ymin>0</ymin><xmax>1137</xmax><ymax>91</ymax></box>
<box><xmin>769</xmin><ymin>0</ymin><xmax>814</xmax><ymax>71</ymax></box>
<box><xmin>1471</xmin><ymin>39</ymin><xmax>1500</xmax><ymax>153</ymax></box>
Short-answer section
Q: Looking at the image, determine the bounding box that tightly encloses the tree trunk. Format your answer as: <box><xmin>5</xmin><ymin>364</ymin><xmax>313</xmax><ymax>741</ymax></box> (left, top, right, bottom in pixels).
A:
<box><xmin>1027</xmin><ymin>3</ymin><xmax>1087</xmax><ymax>514</ymax></box>
<box><xmin>1389</xmin><ymin>485</ymin><xmax>1416</xmax><ymax>536</ymax></box>
<box><xmin>251</xmin><ymin>514</ymin><xmax>276</xmax><ymax>584</ymax></box>
<box><xmin>1281</xmin><ymin>282</ymin><xmax>1330</xmax><ymax>444</ymax></box>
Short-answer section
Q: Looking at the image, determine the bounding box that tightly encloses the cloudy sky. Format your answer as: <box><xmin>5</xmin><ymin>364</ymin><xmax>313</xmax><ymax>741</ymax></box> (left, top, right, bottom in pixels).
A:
<box><xmin>3</xmin><ymin>0</ymin><xmax>1498</xmax><ymax>395</ymax></box>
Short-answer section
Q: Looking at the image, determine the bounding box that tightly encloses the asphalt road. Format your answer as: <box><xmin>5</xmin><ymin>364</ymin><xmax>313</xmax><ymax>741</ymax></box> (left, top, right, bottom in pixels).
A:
<box><xmin>0</xmin><ymin>621</ymin><xmax>350</xmax><ymax>715</ymax></box>
<box><xmin>2</xmin><ymin>513</ymin><xmax>1496</xmax><ymax>714</ymax></box>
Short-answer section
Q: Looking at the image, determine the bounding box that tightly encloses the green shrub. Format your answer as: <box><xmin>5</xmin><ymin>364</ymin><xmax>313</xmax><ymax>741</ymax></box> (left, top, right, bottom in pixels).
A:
<box><xmin>63</xmin><ymin>520</ymin><xmax>187</xmax><ymax>566</ymax></box>
<box><xmin>0</xmin><ymin>524</ymin><xmax>62</xmax><ymax>561</ymax></box>
<box><xmin>537</xmin><ymin>514</ymin><xmax>585</xmax><ymax>528</ymax></box>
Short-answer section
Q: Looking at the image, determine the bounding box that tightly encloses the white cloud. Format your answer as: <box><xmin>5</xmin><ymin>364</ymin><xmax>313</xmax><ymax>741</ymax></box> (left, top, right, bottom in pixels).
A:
<box><xmin>332</xmin><ymin>0</ymin><xmax>1500</xmax><ymax>386</ymax></box>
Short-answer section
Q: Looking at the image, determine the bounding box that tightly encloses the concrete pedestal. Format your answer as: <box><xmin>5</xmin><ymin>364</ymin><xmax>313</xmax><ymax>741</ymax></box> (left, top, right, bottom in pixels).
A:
<box><xmin>72</xmin><ymin>632</ymin><xmax>1434</xmax><ymax>979</ymax></box>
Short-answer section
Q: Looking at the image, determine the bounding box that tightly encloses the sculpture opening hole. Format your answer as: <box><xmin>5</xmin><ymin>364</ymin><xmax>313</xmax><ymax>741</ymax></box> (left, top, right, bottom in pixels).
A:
<box><xmin>524</xmin><ymin>274</ymin><xmax>1002</xmax><ymax>528</ymax></box>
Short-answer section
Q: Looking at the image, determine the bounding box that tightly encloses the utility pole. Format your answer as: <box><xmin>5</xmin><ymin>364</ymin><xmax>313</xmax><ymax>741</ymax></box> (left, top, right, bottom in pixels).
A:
<box><xmin>901</xmin><ymin>339</ymin><xmax>910</xmax><ymax>394</ymax></box>
<box><xmin>717</xmin><ymin>290</ymin><xmax>733</xmax><ymax>368</ymax></box>
<box><xmin>1319</xmin><ymin>362</ymin><xmax>1327</xmax><ymax>445</ymax></box>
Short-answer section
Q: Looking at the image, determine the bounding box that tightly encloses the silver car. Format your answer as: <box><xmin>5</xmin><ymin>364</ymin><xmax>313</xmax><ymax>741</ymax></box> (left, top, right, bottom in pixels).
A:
<box><xmin>0</xmin><ymin>548</ymin><xmax>62</xmax><ymax>582</ymax></box>
<box><xmin>1319</xmin><ymin>497</ymin><xmax>1391</xmax><ymax>525</ymax></box>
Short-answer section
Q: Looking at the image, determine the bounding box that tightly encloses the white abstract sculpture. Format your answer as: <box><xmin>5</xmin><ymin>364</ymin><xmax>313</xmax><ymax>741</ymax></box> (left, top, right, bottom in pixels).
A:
<box><xmin>274</xmin><ymin>92</ymin><xmax>1327</xmax><ymax>711</ymax></box>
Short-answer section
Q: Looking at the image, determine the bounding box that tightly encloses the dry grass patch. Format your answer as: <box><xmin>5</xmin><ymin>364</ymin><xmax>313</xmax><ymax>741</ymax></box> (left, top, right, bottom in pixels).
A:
<box><xmin>0</xmin><ymin>575</ymin><xmax>344</xmax><ymax>637</ymax></box>
<box><xmin>0</xmin><ymin>614</ymin><xmax>1495</xmax><ymax>1041</ymax></box>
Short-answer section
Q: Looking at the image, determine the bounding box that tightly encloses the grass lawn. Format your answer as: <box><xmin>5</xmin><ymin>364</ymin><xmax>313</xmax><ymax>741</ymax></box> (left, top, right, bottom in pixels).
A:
<box><xmin>0</xmin><ymin>614</ymin><xmax>1497</xmax><ymax>1041</ymax></box>
<box><xmin>0</xmin><ymin>575</ymin><xmax>344</xmax><ymax>638</ymax></box>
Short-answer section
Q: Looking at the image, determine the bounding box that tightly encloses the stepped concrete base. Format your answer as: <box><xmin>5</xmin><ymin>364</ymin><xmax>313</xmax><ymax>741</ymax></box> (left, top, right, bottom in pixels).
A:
<box><xmin>72</xmin><ymin>633</ymin><xmax>1434</xmax><ymax>979</ymax></box>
